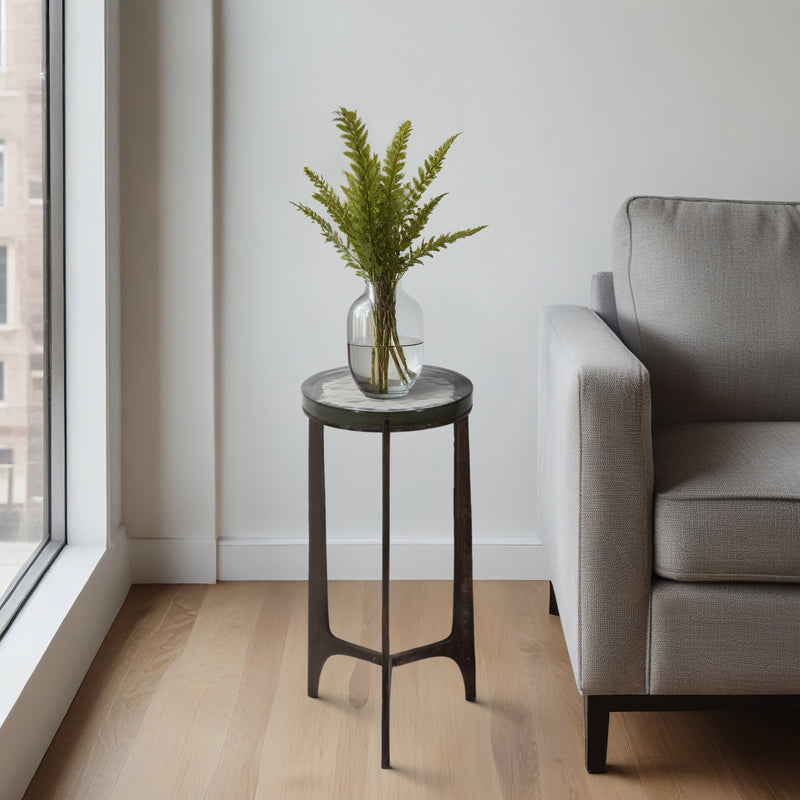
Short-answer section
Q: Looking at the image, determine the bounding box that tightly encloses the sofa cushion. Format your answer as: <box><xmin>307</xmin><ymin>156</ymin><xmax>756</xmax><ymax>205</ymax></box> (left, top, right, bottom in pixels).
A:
<box><xmin>649</xmin><ymin>579</ymin><xmax>800</xmax><ymax>693</ymax></box>
<box><xmin>612</xmin><ymin>196</ymin><xmax>800</xmax><ymax>424</ymax></box>
<box><xmin>653</xmin><ymin>422</ymin><xmax>800</xmax><ymax>582</ymax></box>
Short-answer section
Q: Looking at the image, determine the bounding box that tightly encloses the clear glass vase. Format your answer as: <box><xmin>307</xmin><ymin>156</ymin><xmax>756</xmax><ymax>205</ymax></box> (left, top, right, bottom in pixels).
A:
<box><xmin>347</xmin><ymin>278</ymin><xmax>424</xmax><ymax>399</ymax></box>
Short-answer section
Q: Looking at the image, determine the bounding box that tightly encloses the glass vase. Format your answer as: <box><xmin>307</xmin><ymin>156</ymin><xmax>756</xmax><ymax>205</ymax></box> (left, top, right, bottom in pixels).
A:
<box><xmin>347</xmin><ymin>278</ymin><xmax>424</xmax><ymax>399</ymax></box>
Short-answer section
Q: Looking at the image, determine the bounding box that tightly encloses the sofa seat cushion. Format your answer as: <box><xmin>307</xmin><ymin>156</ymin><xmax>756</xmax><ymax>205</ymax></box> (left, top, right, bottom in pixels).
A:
<box><xmin>653</xmin><ymin>422</ymin><xmax>800</xmax><ymax>582</ymax></box>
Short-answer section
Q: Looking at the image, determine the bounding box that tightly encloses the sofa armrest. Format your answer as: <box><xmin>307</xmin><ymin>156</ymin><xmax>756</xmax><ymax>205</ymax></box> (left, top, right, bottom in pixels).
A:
<box><xmin>538</xmin><ymin>305</ymin><xmax>654</xmax><ymax>694</ymax></box>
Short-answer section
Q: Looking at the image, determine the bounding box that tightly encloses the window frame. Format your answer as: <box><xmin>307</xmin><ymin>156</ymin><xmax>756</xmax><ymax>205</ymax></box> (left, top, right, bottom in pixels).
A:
<box><xmin>0</xmin><ymin>0</ymin><xmax>65</xmax><ymax>636</ymax></box>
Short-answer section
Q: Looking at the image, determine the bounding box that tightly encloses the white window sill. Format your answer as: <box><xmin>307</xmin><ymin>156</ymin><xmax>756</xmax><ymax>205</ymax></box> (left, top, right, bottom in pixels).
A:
<box><xmin>0</xmin><ymin>530</ymin><xmax>130</xmax><ymax>800</ymax></box>
<box><xmin>0</xmin><ymin>544</ymin><xmax>105</xmax><ymax>722</ymax></box>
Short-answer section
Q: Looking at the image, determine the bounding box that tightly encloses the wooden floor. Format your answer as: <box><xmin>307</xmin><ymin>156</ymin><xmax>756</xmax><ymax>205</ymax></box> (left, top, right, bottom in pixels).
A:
<box><xmin>24</xmin><ymin>581</ymin><xmax>800</xmax><ymax>799</ymax></box>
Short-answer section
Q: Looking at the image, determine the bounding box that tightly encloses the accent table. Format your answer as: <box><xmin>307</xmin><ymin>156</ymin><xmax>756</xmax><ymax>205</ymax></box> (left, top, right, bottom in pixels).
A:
<box><xmin>301</xmin><ymin>365</ymin><xmax>476</xmax><ymax>768</ymax></box>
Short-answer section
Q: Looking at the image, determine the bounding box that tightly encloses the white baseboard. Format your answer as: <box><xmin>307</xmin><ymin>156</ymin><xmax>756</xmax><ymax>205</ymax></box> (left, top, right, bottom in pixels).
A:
<box><xmin>130</xmin><ymin>534</ymin><xmax>547</xmax><ymax>583</ymax></box>
<box><xmin>217</xmin><ymin>535</ymin><xmax>546</xmax><ymax>581</ymax></box>
<box><xmin>130</xmin><ymin>536</ymin><xmax>216</xmax><ymax>583</ymax></box>
<box><xmin>0</xmin><ymin>525</ymin><xmax>131</xmax><ymax>800</ymax></box>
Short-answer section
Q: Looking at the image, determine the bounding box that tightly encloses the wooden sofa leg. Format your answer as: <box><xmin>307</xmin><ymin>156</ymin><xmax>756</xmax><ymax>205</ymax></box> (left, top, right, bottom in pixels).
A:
<box><xmin>584</xmin><ymin>696</ymin><xmax>610</xmax><ymax>773</ymax></box>
<box><xmin>548</xmin><ymin>581</ymin><xmax>559</xmax><ymax>616</ymax></box>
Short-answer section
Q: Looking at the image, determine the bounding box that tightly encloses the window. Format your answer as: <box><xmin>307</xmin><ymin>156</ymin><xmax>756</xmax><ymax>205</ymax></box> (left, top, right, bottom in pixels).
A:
<box><xmin>29</xmin><ymin>346</ymin><xmax>43</xmax><ymax>391</ymax></box>
<box><xmin>0</xmin><ymin>0</ymin><xmax>64</xmax><ymax>636</ymax></box>
<box><xmin>29</xmin><ymin>177</ymin><xmax>42</xmax><ymax>204</ymax></box>
<box><xmin>0</xmin><ymin>0</ymin><xmax>5</xmax><ymax>70</ymax></box>
<box><xmin>0</xmin><ymin>246</ymin><xmax>6</xmax><ymax>324</ymax></box>
<box><xmin>0</xmin><ymin>446</ymin><xmax>11</xmax><ymax>505</ymax></box>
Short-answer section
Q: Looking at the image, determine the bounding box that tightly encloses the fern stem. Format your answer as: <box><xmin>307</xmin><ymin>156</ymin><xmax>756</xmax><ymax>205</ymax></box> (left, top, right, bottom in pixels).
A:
<box><xmin>367</xmin><ymin>280</ymin><xmax>413</xmax><ymax>394</ymax></box>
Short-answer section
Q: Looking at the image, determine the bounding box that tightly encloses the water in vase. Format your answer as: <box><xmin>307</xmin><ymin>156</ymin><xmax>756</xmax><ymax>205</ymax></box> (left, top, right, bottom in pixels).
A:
<box><xmin>347</xmin><ymin>338</ymin><xmax>424</xmax><ymax>398</ymax></box>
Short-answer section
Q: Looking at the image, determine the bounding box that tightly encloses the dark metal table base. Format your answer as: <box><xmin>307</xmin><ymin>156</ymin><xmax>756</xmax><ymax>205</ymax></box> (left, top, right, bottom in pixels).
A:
<box><xmin>307</xmin><ymin>416</ymin><xmax>476</xmax><ymax>768</ymax></box>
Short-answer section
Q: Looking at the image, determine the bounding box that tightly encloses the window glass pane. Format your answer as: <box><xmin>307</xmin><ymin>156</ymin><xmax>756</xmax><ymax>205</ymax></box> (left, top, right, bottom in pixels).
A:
<box><xmin>0</xmin><ymin>143</ymin><xmax>5</xmax><ymax>207</ymax></box>
<box><xmin>0</xmin><ymin>447</ymin><xmax>12</xmax><ymax>507</ymax></box>
<box><xmin>0</xmin><ymin>0</ymin><xmax>63</xmax><ymax>630</ymax></box>
<box><xmin>29</xmin><ymin>177</ymin><xmax>42</xmax><ymax>203</ymax></box>
<box><xmin>0</xmin><ymin>246</ymin><xmax>7</xmax><ymax>324</ymax></box>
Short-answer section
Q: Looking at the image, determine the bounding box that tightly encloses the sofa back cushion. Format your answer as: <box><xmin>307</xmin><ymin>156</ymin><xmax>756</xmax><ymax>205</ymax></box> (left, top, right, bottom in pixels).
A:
<box><xmin>613</xmin><ymin>196</ymin><xmax>800</xmax><ymax>424</ymax></box>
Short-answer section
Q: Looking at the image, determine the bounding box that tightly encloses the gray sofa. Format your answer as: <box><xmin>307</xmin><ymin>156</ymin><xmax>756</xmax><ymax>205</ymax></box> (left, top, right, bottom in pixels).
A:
<box><xmin>538</xmin><ymin>196</ymin><xmax>800</xmax><ymax>772</ymax></box>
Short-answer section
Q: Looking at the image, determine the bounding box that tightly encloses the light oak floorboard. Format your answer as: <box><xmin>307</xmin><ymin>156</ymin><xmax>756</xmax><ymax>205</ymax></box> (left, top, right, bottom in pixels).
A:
<box><xmin>621</xmin><ymin>711</ymin><xmax>744</xmax><ymax>800</ymax></box>
<box><xmin>702</xmin><ymin>710</ymin><xmax>800</xmax><ymax>800</ymax></box>
<box><xmin>24</xmin><ymin>584</ymin><xmax>206</xmax><ymax>800</ymax></box>
<box><xmin>25</xmin><ymin>580</ymin><xmax>800</xmax><ymax>799</ymax></box>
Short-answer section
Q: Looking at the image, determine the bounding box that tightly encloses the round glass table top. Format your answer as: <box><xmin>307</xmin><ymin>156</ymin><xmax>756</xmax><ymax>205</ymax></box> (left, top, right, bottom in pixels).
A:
<box><xmin>302</xmin><ymin>365</ymin><xmax>473</xmax><ymax>431</ymax></box>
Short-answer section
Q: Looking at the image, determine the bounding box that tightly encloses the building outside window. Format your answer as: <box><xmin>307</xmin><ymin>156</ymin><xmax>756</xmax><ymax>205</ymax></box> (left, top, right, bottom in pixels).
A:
<box><xmin>0</xmin><ymin>446</ymin><xmax>12</xmax><ymax>505</ymax></box>
<box><xmin>0</xmin><ymin>141</ymin><xmax>5</xmax><ymax>207</ymax></box>
<box><xmin>0</xmin><ymin>0</ymin><xmax>64</xmax><ymax>634</ymax></box>
<box><xmin>0</xmin><ymin>0</ymin><xmax>5</xmax><ymax>71</ymax></box>
<box><xmin>28</xmin><ymin>176</ymin><xmax>42</xmax><ymax>203</ymax></box>
<box><xmin>0</xmin><ymin>245</ymin><xmax>7</xmax><ymax>325</ymax></box>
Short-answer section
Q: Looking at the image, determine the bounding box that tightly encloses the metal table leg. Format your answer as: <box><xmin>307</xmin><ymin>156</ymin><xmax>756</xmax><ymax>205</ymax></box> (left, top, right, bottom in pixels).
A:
<box><xmin>307</xmin><ymin>419</ymin><xmax>330</xmax><ymax>698</ymax></box>
<box><xmin>452</xmin><ymin>416</ymin><xmax>476</xmax><ymax>700</ymax></box>
<box><xmin>381</xmin><ymin>417</ymin><xmax>392</xmax><ymax>768</ymax></box>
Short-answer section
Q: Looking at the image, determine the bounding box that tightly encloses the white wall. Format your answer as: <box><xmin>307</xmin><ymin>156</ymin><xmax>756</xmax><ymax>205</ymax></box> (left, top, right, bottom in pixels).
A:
<box><xmin>122</xmin><ymin>0</ymin><xmax>217</xmax><ymax>581</ymax></box>
<box><xmin>124</xmin><ymin>0</ymin><xmax>800</xmax><ymax>581</ymax></box>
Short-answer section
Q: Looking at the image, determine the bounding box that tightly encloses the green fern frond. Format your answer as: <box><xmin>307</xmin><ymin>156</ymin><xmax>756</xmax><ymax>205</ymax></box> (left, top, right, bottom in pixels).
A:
<box><xmin>293</xmin><ymin>108</ymin><xmax>486</xmax><ymax>282</ymax></box>
<box><xmin>403</xmin><ymin>133</ymin><xmax>459</xmax><ymax>214</ymax></box>
<box><xmin>291</xmin><ymin>201</ymin><xmax>361</xmax><ymax>272</ymax></box>
<box><xmin>380</xmin><ymin>120</ymin><xmax>412</xmax><ymax>214</ymax></box>
<box><xmin>400</xmin><ymin>192</ymin><xmax>447</xmax><ymax>252</ymax></box>
<box><xmin>334</xmin><ymin>108</ymin><xmax>381</xmax><ymax>257</ymax></box>
<box><xmin>303</xmin><ymin>168</ymin><xmax>352</xmax><ymax>237</ymax></box>
<box><xmin>375</xmin><ymin>119</ymin><xmax>412</xmax><ymax>270</ymax></box>
<box><xmin>405</xmin><ymin>225</ymin><xmax>488</xmax><ymax>270</ymax></box>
